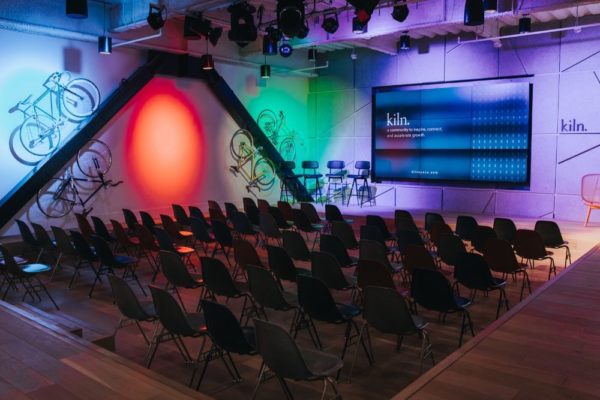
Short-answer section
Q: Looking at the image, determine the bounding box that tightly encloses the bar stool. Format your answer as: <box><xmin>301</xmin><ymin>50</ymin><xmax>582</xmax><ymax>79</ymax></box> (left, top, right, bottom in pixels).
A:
<box><xmin>346</xmin><ymin>161</ymin><xmax>372</xmax><ymax>207</ymax></box>
<box><xmin>325</xmin><ymin>160</ymin><xmax>347</xmax><ymax>204</ymax></box>
<box><xmin>280</xmin><ymin>161</ymin><xmax>303</xmax><ymax>202</ymax></box>
<box><xmin>302</xmin><ymin>160</ymin><xmax>323</xmax><ymax>203</ymax></box>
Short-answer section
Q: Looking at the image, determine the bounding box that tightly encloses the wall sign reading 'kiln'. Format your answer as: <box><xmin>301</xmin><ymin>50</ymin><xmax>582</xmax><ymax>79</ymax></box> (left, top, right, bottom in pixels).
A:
<box><xmin>560</xmin><ymin>118</ymin><xmax>589</xmax><ymax>133</ymax></box>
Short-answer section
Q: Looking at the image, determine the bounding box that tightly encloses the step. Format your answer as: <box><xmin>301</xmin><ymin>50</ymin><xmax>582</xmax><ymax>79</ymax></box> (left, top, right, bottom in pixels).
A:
<box><xmin>54</xmin><ymin>311</ymin><xmax>115</xmax><ymax>352</ymax></box>
<box><xmin>13</xmin><ymin>302</ymin><xmax>83</xmax><ymax>338</ymax></box>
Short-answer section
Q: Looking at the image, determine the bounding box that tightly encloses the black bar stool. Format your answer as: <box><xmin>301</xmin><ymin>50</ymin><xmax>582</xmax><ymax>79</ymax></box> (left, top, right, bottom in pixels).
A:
<box><xmin>302</xmin><ymin>161</ymin><xmax>323</xmax><ymax>203</ymax></box>
<box><xmin>325</xmin><ymin>160</ymin><xmax>347</xmax><ymax>204</ymax></box>
<box><xmin>346</xmin><ymin>161</ymin><xmax>372</xmax><ymax>207</ymax></box>
<box><xmin>280</xmin><ymin>161</ymin><xmax>303</xmax><ymax>202</ymax></box>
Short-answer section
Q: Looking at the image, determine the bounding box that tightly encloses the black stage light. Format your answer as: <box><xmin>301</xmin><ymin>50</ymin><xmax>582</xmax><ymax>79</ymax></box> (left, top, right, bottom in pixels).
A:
<box><xmin>147</xmin><ymin>4</ymin><xmax>167</xmax><ymax>30</ymax></box>
<box><xmin>348</xmin><ymin>0</ymin><xmax>380</xmax><ymax>24</ymax></box>
<box><xmin>183</xmin><ymin>14</ymin><xmax>223</xmax><ymax>45</ymax></box>
<box><xmin>261</xmin><ymin>64</ymin><xmax>271</xmax><ymax>79</ymax></box>
<box><xmin>279</xmin><ymin>42</ymin><xmax>293</xmax><ymax>57</ymax></box>
<box><xmin>321</xmin><ymin>9</ymin><xmax>339</xmax><ymax>34</ymax></box>
<box><xmin>228</xmin><ymin>1</ymin><xmax>258</xmax><ymax>47</ymax></box>
<box><xmin>519</xmin><ymin>15</ymin><xmax>531</xmax><ymax>33</ymax></box>
<box><xmin>464</xmin><ymin>0</ymin><xmax>484</xmax><ymax>26</ymax></box>
<box><xmin>398</xmin><ymin>32</ymin><xmax>410</xmax><ymax>50</ymax></box>
<box><xmin>66</xmin><ymin>0</ymin><xmax>88</xmax><ymax>18</ymax></box>
<box><xmin>484</xmin><ymin>0</ymin><xmax>497</xmax><ymax>13</ymax></box>
<box><xmin>201</xmin><ymin>54</ymin><xmax>214</xmax><ymax>70</ymax></box>
<box><xmin>266</xmin><ymin>26</ymin><xmax>283</xmax><ymax>42</ymax></box>
<box><xmin>277</xmin><ymin>0</ymin><xmax>306</xmax><ymax>38</ymax></box>
<box><xmin>98</xmin><ymin>35</ymin><xmax>112</xmax><ymax>54</ymax></box>
<box><xmin>207</xmin><ymin>27</ymin><xmax>223</xmax><ymax>46</ymax></box>
<box><xmin>391</xmin><ymin>0</ymin><xmax>409</xmax><ymax>23</ymax></box>
<box><xmin>352</xmin><ymin>16</ymin><xmax>368</xmax><ymax>34</ymax></box>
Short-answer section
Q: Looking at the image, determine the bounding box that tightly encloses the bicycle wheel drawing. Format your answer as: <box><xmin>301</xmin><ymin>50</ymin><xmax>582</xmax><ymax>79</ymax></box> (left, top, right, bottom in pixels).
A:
<box><xmin>278</xmin><ymin>137</ymin><xmax>296</xmax><ymax>161</ymax></box>
<box><xmin>253</xmin><ymin>157</ymin><xmax>276</xmax><ymax>191</ymax></box>
<box><xmin>36</xmin><ymin>178</ymin><xmax>76</xmax><ymax>218</ymax></box>
<box><xmin>230</xmin><ymin>129</ymin><xmax>254</xmax><ymax>161</ymax></box>
<box><xmin>77</xmin><ymin>139</ymin><xmax>112</xmax><ymax>178</ymax></box>
<box><xmin>257</xmin><ymin>109</ymin><xmax>278</xmax><ymax>139</ymax></box>
<box><xmin>61</xmin><ymin>78</ymin><xmax>101</xmax><ymax>121</ymax></box>
<box><xmin>19</xmin><ymin>114</ymin><xmax>61</xmax><ymax>156</ymax></box>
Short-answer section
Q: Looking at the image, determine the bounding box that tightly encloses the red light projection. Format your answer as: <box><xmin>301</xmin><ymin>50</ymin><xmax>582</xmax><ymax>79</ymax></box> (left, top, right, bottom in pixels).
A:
<box><xmin>125</xmin><ymin>78</ymin><xmax>204</xmax><ymax>203</ymax></box>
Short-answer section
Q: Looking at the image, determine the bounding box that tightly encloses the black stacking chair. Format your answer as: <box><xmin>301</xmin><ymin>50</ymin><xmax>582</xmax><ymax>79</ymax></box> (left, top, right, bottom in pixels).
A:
<box><xmin>69</xmin><ymin>230</ymin><xmax>98</xmax><ymax>289</ymax></box>
<box><xmin>331</xmin><ymin>221</ymin><xmax>359</xmax><ymax>250</ymax></box>
<box><xmin>15</xmin><ymin>219</ymin><xmax>42</xmax><ymax>261</ymax></box>
<box><xmin>189</xmin><ymin>206</ymin><xmax>211</xmax><ymax>228</ymax></box>
<box><xmin>111</xmin><ymin>219</ymin><xmax>140</xmax><ymax>256</ymax></box>
<box><xmin>325</xmin><ymin>204</ymin><xmax>352</xmax><ymax>224</ymax></box>
<box><xmin>31</xmin><ymin>222</ymin><xmax>58</xmax><ymax>270</ymax></box>
<box><xmin>134</xmin><ymin>224</ymin><xmax>161</xmax><ymax>281</ymax></box>
<box><xmin>266</xmin><ymin>245</ymin><xmax>310</xmax><ymax>285</ymax></box>
<box><xmin>366</xmin><ymin>215</ymin><xmax>396</xmax><ymax>243</ymax></box>
<box><xmin>310</xmin><ymin>251</ymin><xmax>356</xmax><ymax>294</ymax></box>
<box><xmin>455</xmin><ymin>215</ymin><xmax>478</xmax><ymax>242</ymax></box>
<box><xmin>75</xmin><ymin>212</ymin><xmax>95</xmax><ymax>238</ymax></box>
<box><xmin>484</xmin><ymin>238</ymin><xmax>531</xmax><ymax>300</ymax></box>
<box><xmin>252</xmin><ymin>318</ymin><xmax>343</xmax><ymax>399</ymax></box>
<box><xmin>192</xmin><ymin>300</ymin><xmax>257</xmax><ymax>389</ymax></box>
<box><xmin>454</xmin><ymin>252</ymin><xmax>509</xmax><ymax>319</ymax></box>
<box><xmin>296</xmin><ymin>275</ymin><xmax>373</xmax><ymax>380</ymax></box>
<box><xmin>362</xmin><ymin>286</ymin><xmax>434</xmax><ymax>372</ymax></box>
<box><xmin>292</xmin><ymin>209</ymin><xmax>322</xmax><ymax>250</ymax></box>
<box><xmin>514</xmin><ymin>229</ymin><xmax>557</xmax><ymax>280</ymax></box>
<box><xmin>172</xmin><ymin>204</ymin><xmax>191</xmax><ymax>228</ymax></box>
<box><xmin>224</xmin><ymin>202</ymin><xmax>240</xmax><ymax>220</ymax></box>
<box><xmin>0</xmin><ymin>244</ymin><xmax>59</xmax><ymax>310</ymax></box>
<box><xmin>302</xmin><ymin>161</ymin><xmax>323</xmax><ymax>203</ymax></box>
<box><xmin>360</xmin><ymin>224</ymin><xmax>398</xmax><ymax>261</ymax></box>
<box><xmin>411</xmin><ymin>268</ymin><xmax>474</xmax><ymax>347</ymax></box>
<box><xmin>300</xmin><ymin>202</ymin><xmax>325</xmax><ymax>226</ymax></box>
<box><xmin>277</xmin><ymin>200</ymin><xmax>295</xmax><ymax>223</ymax></box>
<box><xmin>279</xmin><ymin>161</ymin><xmax>303</xmax><ymax>202</ymax></box>
<box><xmin>359</xmin><ymin>239</ymin><xmax>403</xmax><ymax>276</ymax></box>
<box><xmin>122</xmin><ymin>208</ymin><xmax>140</xmax><ymax>233</ymax></box>
<box><xmin>471</xmin><ymin>225</ymin><xmax>497</xmax><ymax>254</ymax></box>
<box><xmin>396</xmin><ymin>229</ymin><xmax>426</xmax><ymax>257</ymax></box>
<box><xmin>210</xmin><ymin>219</ymin><xmax>234</xmax><ymax>265</ymax></box>
<box><xmin>320</xmin><ymin>234</ymin><xmax>358</xmax><ymax>268</ymax></box>
<box><xmin>534</xmin><ymin>220</ymin><xmax>571</xmax><ymax>267</ymax></box>
<box><xmin>257</xmin><ymin>199</ymin><xmax>270</xmax><ymax>213</ymax></box>
<box><xmin>437</xmin><ymin>234</ymin><xmax>467</xmax><ymax>269</ymax></box>
<box><xmin>230</xmin><ymin>211</ymin><xmax>260</xmax><ymax>245</ymax></box>
<box><xmin>355</xmin><ymin>260</ymin><xmax>399</xmax><ymax>295</ymax></box>
<box><xmin>283</xmin><ymin>228</ymin><xmax>311</xmax><ymax>262</ymax></box>
<box><xmin>146</xmin><ymin>285</ymin><xmax>207</xmax><ymax>368</ymax></box>
<box><xmin>325</xmin><ymin>160</ymin><xmax>347</xmax><ymax>203</ymax></box>
<box><xmin>402</xmin><ymin>245</ymin><xmax>438</xmax><ymax>278</ymax></box>
<box><xmin>232</xmin><ymin>238</ymin><xmax>264</xmax><ymax>281</ymax></box>
<box><xmin>160</xmin><ymin>214</ymin><xmax>194</xmax><ymax>244</ymax></box>
<box><xmin>108</xmin><ymin>274</ymin><xmax>156</xmax><ymax>345</ymax></box>
<box><xmin>429</xmin><ymin>223</ymin><xmax>453</xmax><ymax>253</ymax></box>
<box><xmin>268</xmin><ymin>206</ymin><xmax>294</xmax><ymax>230</ymax></box>
<box><xmin>346</xmin><ymin>161</ymin><xmax>371</xmax><ymax>207</ymax></box>
<box><xmin>243</xmin><ymin>197</ymin><xmax>261</xmax><ymax>226</ymax></box>
<box><xmin>493</xmin><ymin>217</ymin><xmax>517</xmax><ymax>244</ymax></box>
<box><xmin>424</xmin><ymin>212</ymin><xmax>445</xmax><ymax>238</ymax></box>
<box><xmin>140</xmin><ymin>211</ymin><xmax>157</xmax><ymax>232</ymax></box>
<box><xmin>159</xmin><ymin>250</ymin><xmax>204</xmax><ymax>312</ymax></box>
<box><xmin>208</xmin><ymin>202</ymin><xmax>228</xmax><ymax>223</ymax></box>
<box><xmin>260</xmin><ymin>212</ymin><xmax>283</xmax><ymax>246</ymax></box>
<box><xmin>189</xmin><ymin>217</ymin><xmax>214</xmax><ymax>255</ymax></box>
<box><xmin>91</xmin><ymin>216</ymin><xmax>116</xmax><ymax>245</ymax></box>
<box><xmin>51</xmin><ymin>225</ymin><xmax>78</xmax><ymax>280</ymax></box>
<box><xmin>395</xmin><ymin>210</ymin><xmax>420</xmax><ymax>234</ymax></box>
<box><xmin>154</xmin><ymin>227</ymin><xmax>199</xmax><ymax>269</ymax></box>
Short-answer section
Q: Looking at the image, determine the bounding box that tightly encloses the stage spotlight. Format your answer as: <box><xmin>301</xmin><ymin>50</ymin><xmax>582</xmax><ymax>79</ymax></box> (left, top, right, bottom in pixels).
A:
<box><xmin>277</xmin><ymin>0</ymin><xmax>306</xmax><ymax>38</ymax></box>
<box><xmin>98</xmin><ymin>36</ymin><xmax>112</xmax><ymax>54</ymax></box>
<box><xmin>227</xmin><ymin>1</ymin><xmax>258</xmax><ymax>47</ymax></box>
<box><xmin>321</xmin><ymin>9</ymin><xmax>339</xmax><ymax>34</ymax></box>
<box><xmin>352</xmin><ymin>16</ymin><xmax>368</xmax><ymax>34</ymax></box>
<box><xmin>484</xmin><ymin>0</ymin><xmax>497</xmax><ymax>13</ymax></box>
<box><xmin>348</xmin><ymin>0</ymin><xmax>380</xmax><ymax>24</ymax></box>
<box><xmin>66</xmin><ymin>0</ymin><xmax>88</xmax><ymax>18</ymax></box>
<box><xmin>184</xmin><ymin>14</ymin><xmax>223</xmax><ymax>45</ymax></box>
<box><xmin>464</xmin><ymin>0</ymin><xmax>484</xmax><ymax>26</ymax></box>
<box><xmin>391</xmin><ymin>0</ymin><xmax>409</xmax><ymax>23</ymax></box>
<box><xmin>266</xmin><ymin>26</ymin><xmax>283</xmax><ymax>42</ymax></box>
<box><xmin>398</xmin><ymin>32</ymin><xmax>410</xmax><ymax>50</ymax></box>
<box><xmin>279</xmin><ymin>42</ymin><xmax>293</xmax><ymax>57</ymax></box>
<box><xmin>147</xmin><ymin>4</ymin><xmax>167</xmax><ymax>30</ymax></box>
<box><xmin>519</xmin><ymin>15</ymin><xmax>531</xmax><ymax>33</ymax></box>
<box><xmin>261</xmin><ymin>64</ymin><xmax>271</xmax><ymax>79</ymax></box>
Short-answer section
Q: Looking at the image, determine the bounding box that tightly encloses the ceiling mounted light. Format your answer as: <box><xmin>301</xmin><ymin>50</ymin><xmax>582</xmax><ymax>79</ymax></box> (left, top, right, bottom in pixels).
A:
<box><xmin>483</xmin><ymin>0</ymin><xmax>497</xmax><ymax>13</ymax></box>
<box><xmin>227</xmin><ymin>1</ymin><xmax>258</xmax><ymax>47</ymax></box>
<box><xmin>464</xmin><ymin>0</ymin><xmax>484</xmax><ymax>26</ymax></box>
<box><xmin>279</xmin><ymin>42</ymin><xmax>293</xmax><ymax>58</ymax></box>
<box><xmin>352</xmin><ymin>16</ymin><xmax>368</xmax><ymax>34</ymax></box>
<box><xmin>348</xmin><ymin>0</ymin><xmax>380</xmax><ymax>24</ymax></box>
<box><xmin>261</xmin><ymin>63</ymin><xmax>271</xmax><ymax>79</ymax></box>
<box><xmin>277</xmin><ymin>0</ymin><xmax>306</xmax><ymax>38</ymax></box>
<box><xmin>519</xmin><ymin>15</ymin><xmax>531</xmax><ymax>33</ymax></box>
<box><xmin>98</xmin><ymin>36</ymin><xmax>112</xmax><ymax>54</ymax></box>
<box><xmin>321</xmin><ymin>9</ymin><xmax>339</xmax><ymax>34</ymax></box>
<box><xmin>398</xmin><ymin>32</ymin><xmax>410</xmax><ymax>50</ymax></box>
<box><xmin>391</xmin><ymin>0</ymin><xmax>409</xmax><ymax>23</ymax></box>
<box><xmin>184</xmin><ymin>13</ymin><xmax>223</xmax><ymax>46</ymax></box>
<box><xmin>147</xmin><ymin>3</ymin><xmax>167</xmax><ymax>30</ymax></box>
<box><xmin>201</xmin><ymin>54</ymin><xmax>214</xmax><ymax>70</ymax></box>
<box><xmin>66</xmin><ymin>0</ymin><xmax>88</xmax><ymax>18</ymax></box>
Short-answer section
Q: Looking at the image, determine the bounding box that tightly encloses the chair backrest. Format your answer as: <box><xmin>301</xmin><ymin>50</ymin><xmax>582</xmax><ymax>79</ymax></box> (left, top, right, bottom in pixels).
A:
<box><xmin>297</xmin><ymin>275</ymin><xmax>343</xmax><ymax>323</ymax></box>
<box><xmin>257</xmin><ymin>199</ymin><xmax>270</xmax><ymax>213</ymax></box>
<box><xmin>154</xmin><ymin>227</ymin><xmax>177</xmax><ymax>253</ymax></box>
<box><xmin>403</xmin><ymin>244</ymin><xmax>437</xmax><ymax>274</ymax></box>
<box><xmin>89</xmin><ymin>235</ymin><xmax>116</xmax><ymax>267</ymax></box>
<box><xmin>292</xmin><ymin>209</ymin><xmax>316</xmax><ymax>233</ymax></box>
<box><xmin>331</xmin><ymin>221</ymin><xmax>359</xmax><ymax>249</ymax></box>
<box><xmin>208</xmin><ymin>200</ymin><xmax>222</xmax><ymax>212</ymax></box>
<box><xmin>324</xmin><ymin>204</ymin><xmax>344</xmax><ymax>222</ymax></box>
<box><xmin>327</xmin><ymin>160</ymin><xmax>345</xmax><ymax>172</ymax></box>
<box><xmin>396</xmin><ymin>229</ymin><xmax>425</xmax><ymax>254</ymax></box>
<box><xmin>243</xmin><ymin>198</ymin><xmax>260</xmax><ymax>225</ymax></box>
<box><xmin>301</xmin><ymin>160</ymin><xmax>319</xmax><ymax>173</ymax></box>
<box><xmin>247</xmin><ymin>265</ymin><xmax>291</xmax><ymax>310</ymax></box>
<box><xmin>359</xmin><ymin>239</ymin><xmax>389</xmax><ymax>267</ymax></box>
<box><xmin>230</xmin><ymin>211</ymin><xmax>256</xmax><ymax>236</ymax></box>
<box><xmin>300</xmin><ymin>203</ymin><xmax>321</xmax><ymax>224</ymax></box>
<box><xmin>0</xmin><ymin>245</ymin><xmax>24</xmax><ymax>277</ymax></box>
<box><xmin>91</xmin><ymin>216</ymin><xmax>112</xmax><ymax>242</ymax></box>
<box><xmin>534</xmin><ymin>220</ymin><xmax>565</xmax><ymax>247</ymax></box>
<box><xmin>410</xmin><ymin>268</ymin><xmax>458</xmax><ymax>313</ymax></box>
<box><xmin>395</xmin><ymin>214</ymin><xmax>420</xmax><ymax>234</ymax></box>
<box><xmin>277</xmin><ymin>201</ymin><xmax>295</xmax><ymax>222</ymax></box>
<box><xmin>437</xmin><ymin>234</ymin><xmax>466</xmax><ymax>267</ymax></box>
<box><xmin>455</xmin><ymin>215</ymin><xmax>478</xmax><ymax>241</ymax></box>
<box><xmin>320</xmin><ymin>234</ymin><xmax>353</xmax><ymax>267</ymax></box>
<box><xmin>211</xmin><ymin>219</ymin><xmax>233</xmax><ymax>247</ymax></box>
<box><xmin>201</xmin><ymin>257</ymin><xmax>241</xmax><ymax>297</ymax></box>
<box><xmin>429</xmin><ymin>223</ymin><xmax>453</xmax><ymax>248</ymax></box>
<box><xmin>70</xmin><ymin>230</ymin><xmax>95</xmax><ymax>261</ymax></box>
<box><xmin>268</xmin><ymin>206</ymin><xmax>290</xmax><ymax>229</ymax></box>
<box><xmin>266</xmin><ymin>245</ymin><xmax>298</xmax><ymax>283</ymax></box>
<box><xmin>259</xmin><ymin>212</ymin><xmax>282</xmax><ymax>240</ymax></box>
<box><xmin>160</xmin><ymin>214</ymin><xmax>181</xmax><ymax>239</ymax></box>
<box><xmin>189</xmin><ymin>206</ymin><xmax>210</xmax><ymax>227</ymax></box>
<box><xmin>366</xmin><ymin>215</ymin><xmax>392</xmax><ymax>239</ymax></box>
<box><xmin>283</xmin><ymin>230</ymin><xmax>310</xmax><ymax>261</ymax></box>
<box><xmin>149</xmin><ymin>285</ymin><xmax>198</xmax><ymax>337</ymax></box>
<box><xmin>201</xmin><ymin>300</ymin><xmax>254</xmax><ymax>354</ymax></box>
<box><xmin>15</xmin><ymin>219</ymin><xmax>39</xmax><ymax>246</ymax></box>
<box><xmin>224</xmin><ymin>202</ymin><xmax>239</xmax><ymax>219</ymax></box>
<box><xmin>108</xmin><ymin>275</ymin><xmax>154</xmax><ymax>321</ymax></box>
<box><xmin>31</xmin><ymin>222</ymin><xmax>54</xmax><ymax>250</ymax></box>
<box><xmin>122</xmin><ymin>208</ymin><xmax>139</xmax><ymax>232</ymax></box>
<box><xmin>208</xmin><ymin>207</ymin><xmax>227</xmax><ymax>223</ymax></box>
<box><xmin>493</xmin><ymin>217</ymin><xmax>517</xmax><ymax>243</ymax></box>
<box><xmin>356</xmin><ymin>260</ymin><xmax>395</xmax><ymax>290</ymax></box>
<box><xmin>51</xmin><ymin>226</ymin><xmax>76</xmax><ymax>255</ymax></box>
<box><xmin>310</xmin><ymin>251</ymin><xmax>350</xmax><ymax>290</ymax></box>
<box><xmin>581</xmin><ymin>174</ymin><xmax>600</xmax><ymax>204</ymax></box>
<box><xmin>253</xmin><ymin>318</ymin><xmax>312</xmax><ymax>380</ymax></box>
<box><xmin>140</xmin><ymin>211</ymin><xmax>156</xmax><ymax>231</ymax></box>
<box><xmin>134</xmin><ymin>224</ymin><xmax>159</xmax><ymax>251</ymax></box>
<box><xmin>484</xmin><ymin>238</ymin><xmax>521</xmax><ymax>274</ymax></box>
<box><xmin>354</xmin><ymin>161</ymin><xmax>370</xmax><ymax>176</ymax></box>
<box><xmin>172</xmin><ymin>204</ymin><xmax>190</xmax><ymax>226</ymax></box>
<box><xmin>364</xmin><ymin>286</ymin><xmax>418</xmax><ymax>335</ymax></box>
<box><xmin>111</xmin><ymin>219</ymin><xmax>133</xmax><ymax>248</ymax></box>
<box><xmin>281</xmin><ymin>160</ymin><xmax>296</xmax><ymax>172</ymax></box>
<box><xmin>75</xmin><ymin>213</ymin><xmax>95</xmax><ymax>238</ymax></box>
<box><xmin>360</xmin><ymin>224</ymin><xmax>387</xmax><ymax>246</ymax></box>
<box><xmin>454</xmin><ymin>252</ymin><xmax>495</xmax><ymax>290</ymax></box>
<box><xmin>159</xmin><ymin>250</ymin><xmax>196</xmax><ymax>288</ymax></box>
<box><xmin>233</xmin><ymin>238</ymin><xmax>263</xmax><ymax>270</ymax></box>
<box><xmin>190</xmin><ymin>217</ymin><xmax>212</xmax><ymax>243</ymax></box>
<box><xmin>513</xmin><ymin>229</ymin><xmax>547</xmax><ymax>260</ymax></box>
<box><xmin>471</xmin><ymin>225</ymin><xmax>497</xmax><ymax>253</ymax></box>
<box><xmin>424</xmin><ymin>212</ymin><xmax>445</xmax><ymax>233</ymax></box>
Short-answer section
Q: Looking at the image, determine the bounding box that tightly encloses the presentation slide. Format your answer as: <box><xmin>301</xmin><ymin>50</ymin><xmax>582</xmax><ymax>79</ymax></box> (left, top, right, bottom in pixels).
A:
<box><xmin>371</xmin><ymin>81</ymin><xmax>532</xmax><ymax>185</ymax></box>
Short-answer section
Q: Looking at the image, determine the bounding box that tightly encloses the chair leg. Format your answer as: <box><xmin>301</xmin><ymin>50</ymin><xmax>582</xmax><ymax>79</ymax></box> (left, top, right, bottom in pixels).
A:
<box><xmin>251</xmin><ymin>362</ymin><xmax>267</xmax><ymax>400</ymax></box>
<box><xmin>584</xmin><ymin>206</ymin><xmax>592</xmax><ymax>227</ymax></box>
<box><xmin>36</xmin><ymin>276</ymin><xmax>59</xmax><ymax>310</ymax></box>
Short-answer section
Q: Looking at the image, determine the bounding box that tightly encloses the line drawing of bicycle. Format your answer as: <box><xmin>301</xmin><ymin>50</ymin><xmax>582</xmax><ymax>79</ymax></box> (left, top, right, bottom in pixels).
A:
<box><xmin>256</xmin><ymin>109</ymin><xmax>303</xmax><ymax>162</ymax></box>
<box><xmin>229</xmin><ymin>129</ymin><xmax>276</xmax><ymax>193</ymax></box>
<box><xmin>9</xmin><ymin>71</ymin><xmax>100</xmax><ymax>157</ymax></box>
<box><xmin>36</xmin><ymin>139</ymin><xmax>123</xmax><ymax>218</ymax></box>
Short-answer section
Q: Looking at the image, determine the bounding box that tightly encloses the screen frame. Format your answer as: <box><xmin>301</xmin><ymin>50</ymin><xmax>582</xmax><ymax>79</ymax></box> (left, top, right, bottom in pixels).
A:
<box><xmin>370</xmin><ymin>76</ymin><xmax>533</xmax><ymax>189</ymax></box>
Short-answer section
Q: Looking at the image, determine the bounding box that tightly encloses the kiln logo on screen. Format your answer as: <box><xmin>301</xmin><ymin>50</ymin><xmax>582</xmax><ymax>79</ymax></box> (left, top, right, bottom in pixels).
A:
<box><xmin>386</xmin><ymin>112</ymin><xmax>410</xmax><ymax>127</ymax></box>
<box><xmin>561</xmin><ymin>118</ymin><xmax>587</xmax><ymax>133</ymax></box>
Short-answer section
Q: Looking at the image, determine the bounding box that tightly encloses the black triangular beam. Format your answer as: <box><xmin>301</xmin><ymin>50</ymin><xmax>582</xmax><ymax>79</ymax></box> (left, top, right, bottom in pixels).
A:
<box><xmin>152</xmin><ymin>51</ymin><xmax>313</xmax><ymax>203</ymax></box>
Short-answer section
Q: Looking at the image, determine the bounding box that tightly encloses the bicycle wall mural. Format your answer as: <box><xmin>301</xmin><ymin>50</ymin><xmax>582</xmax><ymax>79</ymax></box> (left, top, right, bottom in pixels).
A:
<box><xmin>229</xmin><ymin>128</ymin><xmax>276</xmax><ymax>194</ymax></box>
<box><xmin>256</xmin><ymin>109</ymin><xmax>303</xmax><ymax>162</ymax></box>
